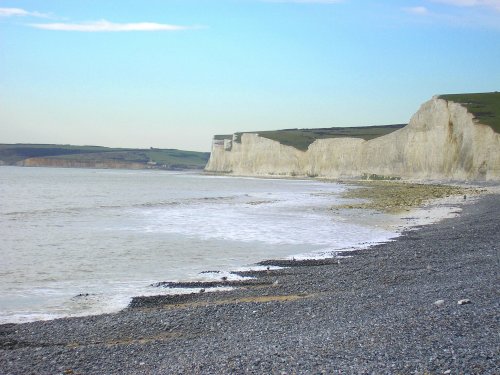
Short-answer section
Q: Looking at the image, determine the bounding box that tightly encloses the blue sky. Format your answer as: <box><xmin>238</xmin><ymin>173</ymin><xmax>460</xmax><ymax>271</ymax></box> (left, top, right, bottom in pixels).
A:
<box><xmin>1</xmin><ymin>0</ymin><xmax>499</xmax><ymax>151</ymax></box>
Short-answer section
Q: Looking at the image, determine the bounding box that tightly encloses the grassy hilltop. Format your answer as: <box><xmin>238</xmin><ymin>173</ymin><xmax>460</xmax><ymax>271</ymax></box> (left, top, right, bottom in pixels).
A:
<box><xmin>0</xmin><ymin>144</ymin><xmax>210</xmax><ymax>170</ymax></box>
<box><xmin>439</xmin><ymin>92</ymin><xmax>500</xmax><ymax>133</ymax></box>
<box><xmin>216</xmin><ymin>124</ymin><xmax>406</xmax><ymax>152</ymax></box>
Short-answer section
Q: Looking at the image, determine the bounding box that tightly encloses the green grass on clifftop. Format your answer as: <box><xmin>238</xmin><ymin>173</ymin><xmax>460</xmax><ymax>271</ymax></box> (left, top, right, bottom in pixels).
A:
<box><xmin>439</xmin><ymin>92</ymin><xmax>500</xmax><ymax>133</ymax></box>
<box><xmin>216</xmin><ymin>124</ymin><xmax>405</xmax><ymax>151</ymax></box>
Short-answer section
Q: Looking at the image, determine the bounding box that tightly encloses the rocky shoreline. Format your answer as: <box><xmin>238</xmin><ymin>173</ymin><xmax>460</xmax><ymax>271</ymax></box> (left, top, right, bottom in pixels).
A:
<box><xmin>336</xmin><ymin>180</ymin><xmax>485</xmax><ymax>213</ymax></box>
<box><xmin>1</xmin><ymin>194</ymin><xmax>499</xmax><ymax>374</ymax></box>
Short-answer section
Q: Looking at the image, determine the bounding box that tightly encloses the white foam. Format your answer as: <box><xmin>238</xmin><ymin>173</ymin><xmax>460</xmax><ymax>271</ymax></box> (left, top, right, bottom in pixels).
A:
<box><xmin>387</xmin><ymin>194</ymin><xmax>474</xmax><ymax>232</ymax></box>
<box><xmin>286</xmin><ymin>193</ymin><xmax>475</xmax><ymax>261</ymax></box>
<box><xmin>0</xmin><ymin>170</ymin><xmax>415</xmax><ymax>324</ymax></box>
<box><xmin>232</xmin><ymin>265</ymin><xmax>283</xmax><ymax>272</ymax></box>
<box><xmin>135</xmin><ymin>186</ymin><xmax>394</xmax><ymax>253</ymax></box>
<box><xmin>196</xmin><ymin>271</ymin><xmax>252</xmax><ymax>282</ymax></box>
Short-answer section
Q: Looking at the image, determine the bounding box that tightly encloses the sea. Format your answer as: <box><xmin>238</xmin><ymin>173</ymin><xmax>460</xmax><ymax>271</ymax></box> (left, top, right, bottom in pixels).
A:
<box><xmin>0</xmin><ymin>166</ymin><xmax>401</xmax><ymax>324</ymax></box>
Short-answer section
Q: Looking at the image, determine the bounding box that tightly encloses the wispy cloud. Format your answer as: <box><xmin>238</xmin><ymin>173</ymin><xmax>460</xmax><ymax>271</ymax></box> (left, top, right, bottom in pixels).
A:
<box><xmin>0</xmin><ymin>7</ymin><xmax>50</xmax><ymax>18</ymax></box>
<box><xmin>431</xmin><ymin>0</ymin><xmax>500</xmax><ymax>11</ymax></box>
<box><xmin>29</xmin><ymin>20</ymin><xmax>197</xmax><ymax>32</ymax></box>
<box><xmin>2</xmin><ymin>7</ymin><xmax>199</xmax><ymax>32</ymax></box>
<box><xmin>401</xmin><ymin>1</ymin><xmax>500</xmax><ymax>28</ymax></box>
<box><xmin>404</xmin><ymin>6</ymin><xmax>431</xmax><ymax>15</ymax></box>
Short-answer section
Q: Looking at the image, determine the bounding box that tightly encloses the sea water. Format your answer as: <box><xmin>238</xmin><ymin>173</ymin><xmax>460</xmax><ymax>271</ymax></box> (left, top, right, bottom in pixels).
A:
<box><xmin>0</xmin><ymin>166</ymin><xmax>398</xmax><ymax>323</ymax></box>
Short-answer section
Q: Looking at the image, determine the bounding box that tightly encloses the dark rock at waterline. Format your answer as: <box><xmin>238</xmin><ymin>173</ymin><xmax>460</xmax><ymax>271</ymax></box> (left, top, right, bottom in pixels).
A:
<box><xmin>72</xmin><ymin>293</ymin><xmax>93</xmax><ymax>298</ymax></box>
<box><xmin>128</xmin><ymin>293</ymin><xmax>201</xmax><ymax>309</ymax></box>
<box><xmin>150</xmin><ymin>279</ymin><xmax>273</xmax><ymax>289</ymax></box>
<box><xmin>255</xmin><ymin>249</ymin><xmax>367</xmax><ymax>268</ymax></box>
<box><xmin>230</xmin><ymin>269</ymin><xmax>293</xmax><ymax>278</ymax></box>
<box><xmin>258</xmin><ymin>258</ymin><xmax>341</xmax><ymax>267</ymax></box>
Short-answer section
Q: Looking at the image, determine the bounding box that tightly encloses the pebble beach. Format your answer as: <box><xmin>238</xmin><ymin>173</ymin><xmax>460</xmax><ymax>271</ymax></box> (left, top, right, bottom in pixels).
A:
<box><xmin>0</xmin><ymin>191</ymin><xmax>498</xmax><ymax>374</ymax></box>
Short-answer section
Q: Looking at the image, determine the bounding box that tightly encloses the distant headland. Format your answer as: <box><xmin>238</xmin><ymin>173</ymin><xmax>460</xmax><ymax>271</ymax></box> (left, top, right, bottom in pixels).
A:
<box><xmin>0</xmin><ymin>144</ymin><xmax>210</xmax><ymax>171</ymax></box>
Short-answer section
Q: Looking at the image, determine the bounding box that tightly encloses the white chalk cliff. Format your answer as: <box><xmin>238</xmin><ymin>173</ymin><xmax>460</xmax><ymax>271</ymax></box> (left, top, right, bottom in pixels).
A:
<box><xmin>205</xmin><ymin>97</ymin><xmax>500</xmax><ymax>181</ymax></box>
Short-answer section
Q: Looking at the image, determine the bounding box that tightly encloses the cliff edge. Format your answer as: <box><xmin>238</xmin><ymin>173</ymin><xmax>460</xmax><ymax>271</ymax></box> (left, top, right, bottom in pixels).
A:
<box><xmin>205</xmin><ymin>94</ymin><xmax>500</xmax><ymax>181</ymax></box>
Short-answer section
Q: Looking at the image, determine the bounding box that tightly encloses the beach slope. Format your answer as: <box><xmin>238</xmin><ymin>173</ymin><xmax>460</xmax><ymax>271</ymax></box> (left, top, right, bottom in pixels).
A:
<box><xmin>0</xmin><ymin>195</ymin><xmax>499</xmax><ymax>374</ymax></box>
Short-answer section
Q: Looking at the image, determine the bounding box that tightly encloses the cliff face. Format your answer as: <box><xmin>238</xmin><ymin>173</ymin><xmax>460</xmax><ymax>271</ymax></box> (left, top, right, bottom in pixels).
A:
<box><xmin>205</xmin><ymin>97</ymin><xmax>500</xmax><ymax>180</ymax></box>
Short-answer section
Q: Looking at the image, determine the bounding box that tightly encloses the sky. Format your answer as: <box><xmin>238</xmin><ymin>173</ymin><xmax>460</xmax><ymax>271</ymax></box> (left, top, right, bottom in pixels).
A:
<box><xmin>1</xmin><ymin>0</ymin><xmax>499</xmax><ymax>152</ymax></box>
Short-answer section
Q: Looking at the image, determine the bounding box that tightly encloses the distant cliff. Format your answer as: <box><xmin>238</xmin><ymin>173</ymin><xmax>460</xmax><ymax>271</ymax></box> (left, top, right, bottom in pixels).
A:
<box><xmin>205</xmin><ymin>95</ymin><xmax>500</xmax><ymax>181</ymax></box>
<box><xmin>0</xmin><ymin>145</ymin><xmax>210</xmax><ymax>171</ymax></box>
<box><xmin>18</xmin><ymin>158</ymin><xmax>148</xmax><ymax>170</ymax></box>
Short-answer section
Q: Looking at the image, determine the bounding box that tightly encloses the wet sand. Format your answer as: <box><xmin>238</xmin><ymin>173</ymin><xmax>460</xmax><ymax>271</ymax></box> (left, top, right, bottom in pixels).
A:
<box><xmin>0</xmin><ymin>191</ymin><xmax>498</xmax><ymax>374</ymax></box>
